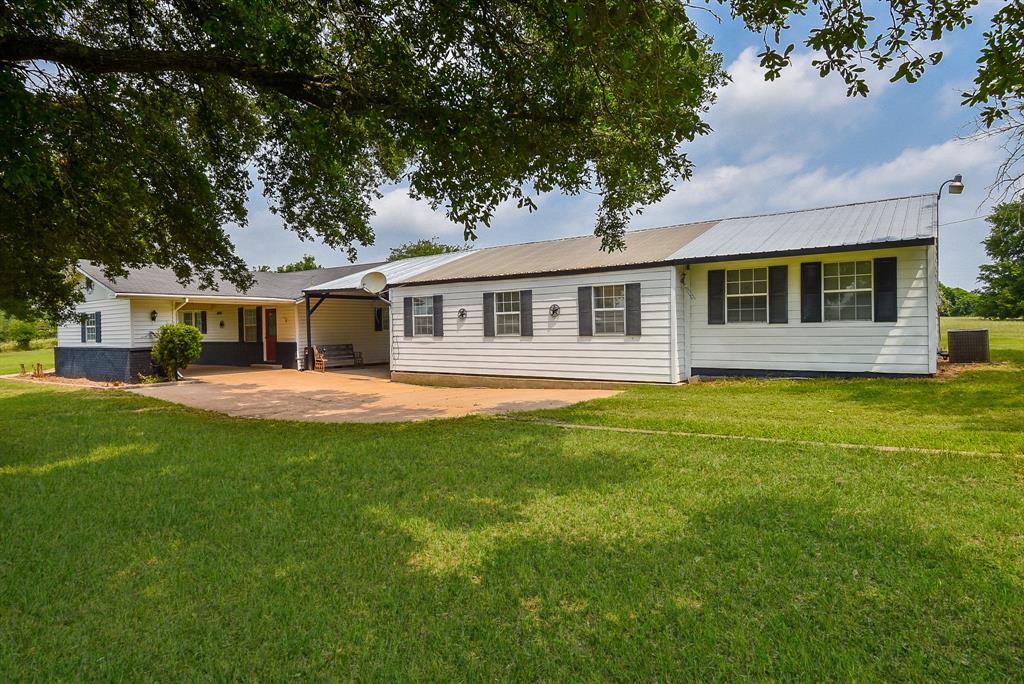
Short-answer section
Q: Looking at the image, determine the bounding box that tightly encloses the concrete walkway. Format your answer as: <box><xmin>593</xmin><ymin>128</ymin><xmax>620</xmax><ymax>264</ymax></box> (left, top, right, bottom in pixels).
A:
<box><xmin>128</xmin><ymin>366</ymin><xmax>618</xmax><ymax>423</ymax></box>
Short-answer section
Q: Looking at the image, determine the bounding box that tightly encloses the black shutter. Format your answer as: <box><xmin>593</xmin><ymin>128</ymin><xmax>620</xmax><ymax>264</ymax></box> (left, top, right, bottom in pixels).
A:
<box><xmin>199</xmin><ymin>311</ymin><xmax>208</xmax><ymax>334</ymax></box>
<box><xmin>237</xmin><ymin>308</ymin><xmax>245</xmax><ymax>342</ymax></box>
<box><xmin>483</xmin><ymin>292</ymin><xmax>495</xmax><ymax>337</ymax></box>
<box><xmin>94</xmin><ymin>311</ymin><xmax>102</xmax><ymax>343</ymax></box>
<box><xmin>625</xmin><ymin>283</ymin><xmax>641</xmax><ymax>335</ymax></box>
<box><xmin>432</xmin><ymin>294</ymin><xmax>443</xmax><ymax>337</ymax></box>
<box><xmin>874</xmin><ymin>257</ymin><xmax>898</xmax><ymax>322</ymax></box>
<box><xmin>800</xmin><ymin>262</ymin><xmax>822</xmax><ymax>323</ymax></box>
<box><xmin>520</xmin><ymin>290</ymin><xmax>533</xmax><ymax>337</ymax></box>
<box><xmin>707</xmin><ymin>270</ymin><xmax>725</xmax><ymax>325</ymax></box>
<box><xmin>80</xmin><ymin>315</ymin><xmax>86</xmax><ymax>342</ymax></box>
<box><xmin>768</xmin><ymin>265</ymin><xmax>788</xmax><ymax>324</ymax></box>
<box><xmin>255</xmin><ymin>306</ymin><xmax>263</xmax><ymax>345</ymax></box>
<box><xmin>578</xmin><ymin>286</ymin><xmax>593</xmax><ymax>336</ymax></box>
<box><xmin>403</xmin><ymin>297</ymin><xmax>413</xmax><ymax>337</ymax></box>
<box><xmin>374</xmin><ymin>307</ymin><xmax>383</xmax><ymax>331</ymax></box>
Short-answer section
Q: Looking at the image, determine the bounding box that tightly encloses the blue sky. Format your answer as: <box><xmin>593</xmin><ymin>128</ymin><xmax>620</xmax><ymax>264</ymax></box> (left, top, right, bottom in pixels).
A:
<box><xmin>229</xmin><ymin>3</ymin><xmax>1006</xmax><ymax>290</ymax></box>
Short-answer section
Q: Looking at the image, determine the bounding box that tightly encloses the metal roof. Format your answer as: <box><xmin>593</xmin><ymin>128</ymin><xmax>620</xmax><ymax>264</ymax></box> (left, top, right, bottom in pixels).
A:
<box><xmin>397</xmin><ymin>194</ymin><xmax>937</xmax><ymax>286</ymax></box>
<box><xmin>78</xmin><ymin>260</ymin><xmax>383</xmax><ymax>300</ymax></box>
<box><xmin>398</xmin><ymin>221</ymin><xmax>718</xmax><ymax>285</ymax></box>
<box><xmin>669</xmin><ymin>194</ymin><xmax>937</xmax><ymax>261</ymax></box>
<box><xmin>306</xmin><ymin>251</ymin><xmax>475</xmax><ymax>293</ymax></box>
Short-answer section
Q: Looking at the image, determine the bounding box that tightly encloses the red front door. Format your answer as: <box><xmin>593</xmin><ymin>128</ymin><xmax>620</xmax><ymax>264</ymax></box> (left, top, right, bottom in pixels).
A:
<box><xmin>264</xmin><ymin>308</ymin><xmax>277</xmax><ymax>362</ymax></box>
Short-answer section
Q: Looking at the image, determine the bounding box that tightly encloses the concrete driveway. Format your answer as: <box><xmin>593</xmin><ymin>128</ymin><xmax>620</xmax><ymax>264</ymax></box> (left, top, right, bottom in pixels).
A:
<box><xmin>129</xmin><ymin>366</ymin><xmax>619</xmax><ymax>423</ymax></box>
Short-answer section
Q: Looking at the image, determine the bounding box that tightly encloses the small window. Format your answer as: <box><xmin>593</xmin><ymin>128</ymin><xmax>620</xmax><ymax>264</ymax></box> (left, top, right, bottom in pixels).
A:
<box><xmin>182</xmin><ymin>310</ymin><xmax>207</xmax><ymax>333</ymax></box>
<box><xmin>84</xmin><ymin>278</ymin><xmax>94</xmax><ymax>294</ymax></box>
<box><xmin>243</xmin><ymin>308</ymin><xmax>258</xmax><ymax>342</ymax></box>
<box><xmin>726</xmin><ymin>267</ymin><xmax>768</xmax><ymax>323</ymax></box>
<box><xmin>412</xmin><ymin>297</ymin><xmax>434</xmax><ymax>336</ymax></box>
<box><xmin>593</xmin><ymin>284</ymin><xmax>625</xmax><ymax>334</ymax></box>
<box><xmin>494</xmin><ymin>291</ymin><xmax>521</xmax><ymax>336</ymax></box>
<box><xmin>823</xmin><ymin>260</ymin><xmax>873</xmax><ymax>321</ymax></box>
<box><xmin>374</xmin><ymin>306</ymin><xmax>389</xmax><ymax>331</ymax></box>
<box><xmin>85</xmin><ymin>312</ymin><xmax>97</xmax><ymax>342</ymax></box>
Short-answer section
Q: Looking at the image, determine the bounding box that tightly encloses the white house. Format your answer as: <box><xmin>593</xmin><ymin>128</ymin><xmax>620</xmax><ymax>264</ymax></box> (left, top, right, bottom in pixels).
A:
<box><xmin>56</xmin><ymin>194</ymin><xmax>939</xmax><ymax>383</ymax></box>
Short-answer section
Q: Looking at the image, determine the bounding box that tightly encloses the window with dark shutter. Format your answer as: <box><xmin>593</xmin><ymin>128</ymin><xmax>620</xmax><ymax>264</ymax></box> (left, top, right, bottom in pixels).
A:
<box><xmin>707</xmin><ymin>270</ymin><xmax>725</xmax><ymax>325</ymax></box>
<box><xmin>483</xmin><ymin>292</ymin><xmax>495</xmax><ymax>337</ymax></box>
<box><xmin>800</xmin><ymin>262</ymin><xmax>822</xmax><ymax>323</ymax></box>
<box><xmin>80</xmin><ymin>315</ymin><xmax>87</xmax><ymax>343</ymax></box>
<box><xmin>432</xmin><ymin>294</ymin><xmax>443</xmax><ymax>337</ymax></box>
<box><xmin>625</xmin><ymin>283</ymin><xmax>641</xmax><ymax>335</ymax></box>
<box><xmin>520</xmin><ymin>290</ymin><xmax>533</xmax><ymax>337</ymax></box>
<box><xmin>94</xmin><ymin>311</ymin><xmax>102</xmax><ymax>342</ymax></box>
<box><xmin>768</xmin><ymin>265</ymin><xmax>788</xmax><ymax>324</ymax></box>
<box><xmin>577</xmin><ymin>286</ymin><xmax>593</xmax><ymax>336</ymax></box>
<box><xmin>873</xmin><ymin>257</ymin><xmax>898</xmax><ymax>322</ymax></box>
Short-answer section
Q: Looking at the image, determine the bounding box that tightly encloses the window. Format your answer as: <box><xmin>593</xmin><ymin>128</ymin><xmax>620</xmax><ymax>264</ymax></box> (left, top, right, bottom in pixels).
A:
<box><xmin>593</xmin><ymin>284</ymin><xmax>625</xmax><ymax>334</ymax></box>
<box><xmin>412</xmin><ymin>297</ymin><xmax>434</xmax><ymax>336</ymax></box>
<box><xmin>85</xmin><ymin>312</ymin><xmax>97</xmax><ymax>342</ymax></box>
<box><xmin>243</xmin><ymin>308</ymin><xmax>258</xmax><ymax>342</ymax></box>
<box><xmin>84</xmin><ymin>278</ymin><xmax>94</xmax><ymax>294</ymax></box>
<box><xmin>182</xmin><ymin>310</ymin><xmax>207</xmax><ymax>333</ymax></box>
<box><xmin>823</xmin><ymin>260</ymin><xmax>873</xmax><ymax>321</ymax></box>
<box><xmin>374</xmin><ymin>306</ymin><xmax>389</xmax><ymax>331</ymax></box>
<box><xmin>494</xmin><ymin>291</ymin><xmax>521</xmax><ymax>335</ymax></box>
<box><xmin>726</xmin><ymin>268</ymin><xmax>768</xmax><ymax>323</ymax></box>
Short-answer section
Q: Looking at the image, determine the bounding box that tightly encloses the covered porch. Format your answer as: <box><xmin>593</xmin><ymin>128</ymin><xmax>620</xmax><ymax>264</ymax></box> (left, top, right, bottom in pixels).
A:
<box><xmin>298</xmin><ymin>289</ymin><xmax>391</xmax><ymax>371</ymax></box>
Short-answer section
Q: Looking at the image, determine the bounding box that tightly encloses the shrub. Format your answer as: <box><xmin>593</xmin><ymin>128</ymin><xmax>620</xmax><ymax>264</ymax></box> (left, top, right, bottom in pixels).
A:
<box><xmin>8</xmin><ymin>320</ymin><xmax>36</xmax><ymax>350</ymax></box>
<box><xmin>151</xmin><ymin>324</ymin><xmax>203</xmax><ymax>380</ymax></box>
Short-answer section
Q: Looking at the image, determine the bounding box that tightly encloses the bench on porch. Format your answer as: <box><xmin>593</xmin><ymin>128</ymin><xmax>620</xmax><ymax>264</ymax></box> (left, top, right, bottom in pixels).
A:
<box><xmin>313</xmin><ymin>344</ymin><xmax>364</xmax><ymax>371</ymax></box>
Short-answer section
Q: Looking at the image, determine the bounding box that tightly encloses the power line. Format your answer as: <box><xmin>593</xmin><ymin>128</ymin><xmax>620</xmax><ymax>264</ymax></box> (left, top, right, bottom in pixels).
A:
<box><xmin>939</xmin><ymin>215</ymin><xmax>985</xmax><ymax>227</ymax></box>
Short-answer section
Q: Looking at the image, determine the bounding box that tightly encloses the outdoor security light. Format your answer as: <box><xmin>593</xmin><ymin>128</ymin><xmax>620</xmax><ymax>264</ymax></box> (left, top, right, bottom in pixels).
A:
<box><xmin>939</xmin><ymin>174</ymin><xmax>965</xmax><ymax>198</ymax></box>
<box><xmin>149</xmin><ymin>310</ymin><xmax>158</xmax><ymax>322</ymax></box>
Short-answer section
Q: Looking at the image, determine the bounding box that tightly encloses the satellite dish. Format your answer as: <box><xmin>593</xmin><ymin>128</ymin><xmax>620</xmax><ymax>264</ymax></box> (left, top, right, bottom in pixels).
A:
<box><xmin>360</xmin><ymin>271</ymin><xmax>388</xmax><ymax>294</ymax></box>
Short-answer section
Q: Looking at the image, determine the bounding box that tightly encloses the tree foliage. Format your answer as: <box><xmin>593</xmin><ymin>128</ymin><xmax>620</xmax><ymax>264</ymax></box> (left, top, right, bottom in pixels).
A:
<box><xmin>976</xmin><ymin>202</ymin><xmax>1024</xmax><ymax>319</ymax></box>
<box><xmin>1</xmin><ymin>0</ymin><xmax>1020</xmax><ymax>322</ymax></box>
<box><xmin>388</xmin><ymin>238</ymin><xmax>466</xmax><ymax>262</ymax></box>
<box><xmin>7</xmin><ymin>319</ymin><xmax>36</xmax><ymax>350</ymax></box>
<box><xmin>151</xmin><ymin>323</ymin><xmax>203</xmax><ymax>380</ymax></box>
<box><xmin>939</xmin><ymin>283</ymin><xmax>979</xmax><ymax>317</ymax></box>
<box><xmin>255</xmin><ymin>254</ymin><xmax>321</xmax><ymax>271</ymax></box>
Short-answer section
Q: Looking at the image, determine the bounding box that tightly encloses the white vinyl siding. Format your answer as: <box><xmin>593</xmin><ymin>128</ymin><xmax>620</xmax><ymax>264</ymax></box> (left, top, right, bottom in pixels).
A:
<box><xmin>392</xmin><ymin>266</ymin><xmax>675</xmax><ymax>383</ymax></box>
<box><xmin>685</xmin><ymin>245</ymin><xmax>935</xmax><ymax>375</ymax></box>
<box><xmin>56</xmin><ymin>297</ymin><xmax>132</xmax><ymax>348</ymax></box>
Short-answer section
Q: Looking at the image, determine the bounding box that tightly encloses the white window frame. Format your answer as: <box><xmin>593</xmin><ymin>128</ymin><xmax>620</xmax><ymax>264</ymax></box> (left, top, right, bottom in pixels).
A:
<box><xmin>85</xmin><ymin>312</ymin><xmax>97</xmax><ymax>342</ymax></box>
<box><xmin>592</xmin><ymin>284</ymin><xmax>626</xmax><ymax>335</ymax></box>
<box><xmin>181</xmin><ymin>310</ymin><xmax>205</xmax><ymax>332</ymax></box>
<box><xmin>375</xmin><ymin>306</ymin><xmax>389</xmax><ymax>331</ymax></box>
<box><xmin>412</xmin><ymin>296</ymin><xmax>434</xmax><ymax>336</ymax></box>
<box><xmin>243</xmin><ymin>308</ymin><xmax>258</xmax><ymax>342</ymax></box>
<box><xmin>726</xmin><ymin>267</ymin><xmax>769</xmax><ymax>323</ymax></box>
<box><xmin>494</xmin><ymin>291</ymin><xmax>521</xmax><ymax>336</ymax></box>
<box><xmin>823</xmin><ymin>260</ymin><xmax>873</xmax><ymax>322</ymax></box>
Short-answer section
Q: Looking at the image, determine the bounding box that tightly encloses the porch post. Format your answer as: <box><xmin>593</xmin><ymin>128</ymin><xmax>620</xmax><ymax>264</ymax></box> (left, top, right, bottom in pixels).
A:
<box><xmin>304</xmin><ymin>293</ymin><xmax>312</xmax><ymax>371</ymax></box>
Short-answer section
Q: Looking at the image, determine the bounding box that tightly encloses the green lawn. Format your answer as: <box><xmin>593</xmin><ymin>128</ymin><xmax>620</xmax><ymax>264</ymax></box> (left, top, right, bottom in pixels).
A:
<box><xmin>1</xmin><ymin>318</ymin><xmax>1022</xmax><ymax>679</ymax></box>
<box><xmin>0</xmin><ymin>346</ymin><xmax>54</xmax><ymax>375</ymax></box>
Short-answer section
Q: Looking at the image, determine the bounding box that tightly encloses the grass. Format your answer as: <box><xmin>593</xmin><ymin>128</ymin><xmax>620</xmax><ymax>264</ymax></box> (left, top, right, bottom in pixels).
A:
<box><xmin>536</xmin><ymin>317</ymin><xmax>1024</xmax><ymax>455</ymax></box>
<box><xmin>0</xmin><ymin>346</ymin><xmax>54</xmax><ymax>375</ymax></box>
<box><xmin>1</xmin><ymin>318</ymin><xmax>1022</xmax><ymax>679</ymax></box>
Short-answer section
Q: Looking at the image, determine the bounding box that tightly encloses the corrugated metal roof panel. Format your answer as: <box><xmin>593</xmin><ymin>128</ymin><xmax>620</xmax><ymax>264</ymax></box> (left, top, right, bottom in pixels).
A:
<box><xmin>669</xmin><ymin>194</ymin><xmax>936</xmax><ymax>261</ymax></box>
<box><xmin>400</xmin><ymin>221</ymin><xmax>718</xmax><ymax>284</ymax></box>
<box><xmin>78</xmin><ymin>260</ymin><xmax>383</xmax><ymax>300</ymax></box>
<box><xmin>307</xmin><ymin>251</ymin><xmax>475</xmax><ymax>292</ymax></box>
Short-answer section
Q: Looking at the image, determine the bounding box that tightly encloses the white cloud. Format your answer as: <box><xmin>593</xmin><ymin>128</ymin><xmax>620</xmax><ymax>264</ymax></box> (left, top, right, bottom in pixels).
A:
<box><xmin>370</xmin><ymin>187</ymin><xmax>463</xmax><ymax>238</ymax></box>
